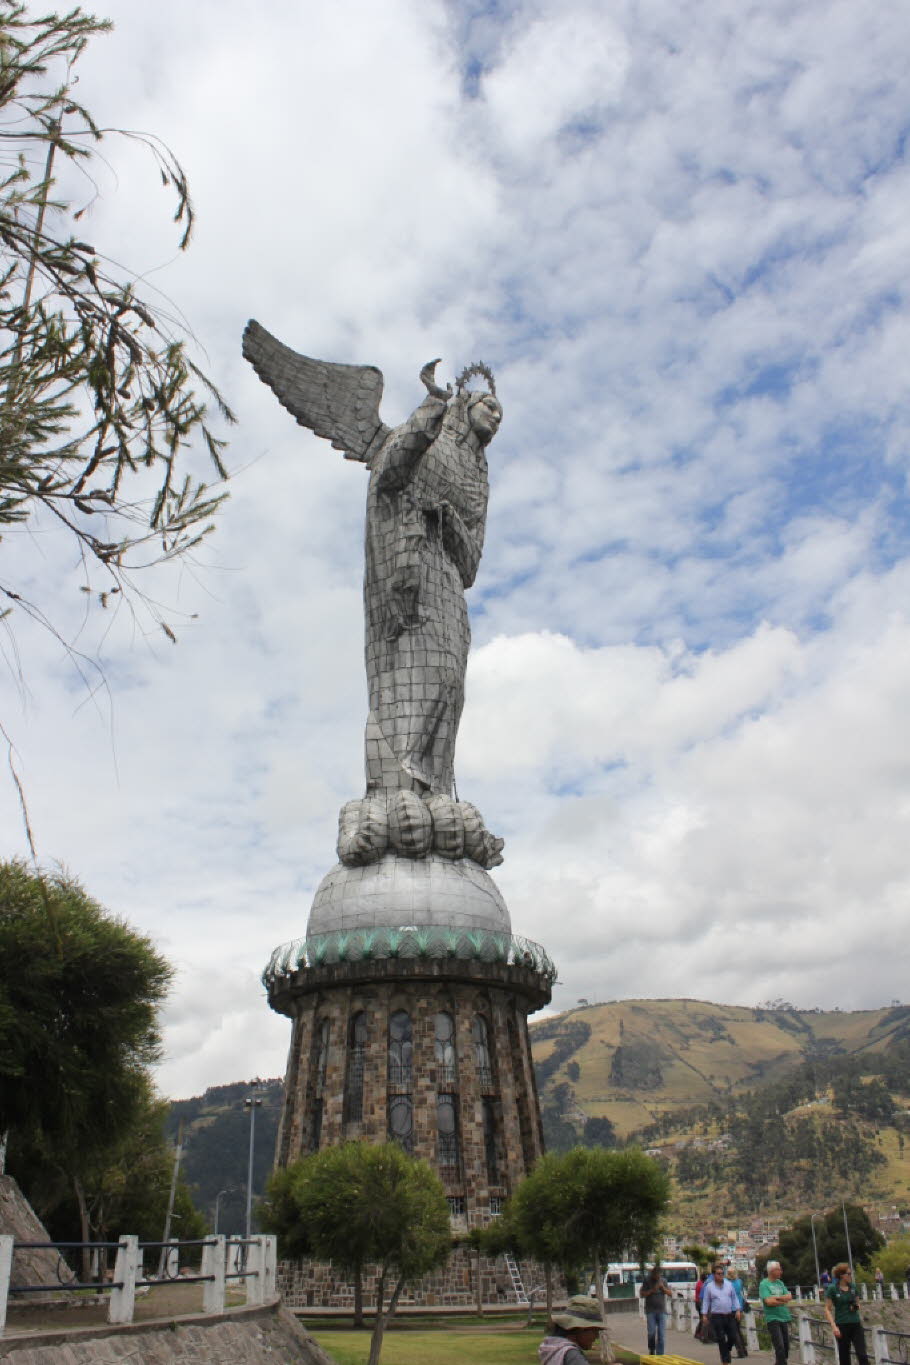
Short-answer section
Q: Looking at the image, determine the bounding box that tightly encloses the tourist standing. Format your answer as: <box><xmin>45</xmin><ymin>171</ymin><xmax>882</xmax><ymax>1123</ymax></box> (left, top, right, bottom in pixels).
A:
<box><xmin>824</xmin><ymin>1263</ymin><xmax>869</xmax><ymax>1365</ymax></box>
<box><xmin>874</xmin><ymin>1268</ymin><xmax>884</xmax><ymax>1298</ymax></box>
<box><xmin>759</xmin><ymin>1260</ymin><xmax>793</xmax><ymax>1365</ymax></box>
<box><xmin>641</xmin><ymin>1266</ymin><xmax>673</xmax><ymax>1356</ymax></box>
<box><xmin>701</xmin><ymin>1263</ymin><xmax>743</xmax><ymax>1365</ymax></box>
<box><xmin>726</xmin><ymin>1266</ymin><xmax>749</xmax><ymax>1358</ymax></box>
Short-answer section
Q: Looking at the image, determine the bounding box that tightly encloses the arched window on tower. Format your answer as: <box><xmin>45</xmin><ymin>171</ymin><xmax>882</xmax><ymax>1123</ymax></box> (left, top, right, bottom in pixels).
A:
<box><xmin>436</xmin><ymin>1093</ymin><xmax>460</xmax><ymax>1170</ymax></box>
<box><xmin>310</xmin><ymin>1017</ymin><xmax>331</xmax><ymax>1150</ymax></box>
<box><xmin>388</xmin><ymin>1010</ymin><xmax>412</xmax><ymax>1089</ymax></box>
<box><xmin>434</xmin><ymin>1011</ymin><xmax>456</xmax><ymax>1090</ymax></box>
<box><xmin>388</xmin><ymin>1010</ymin><xmax>413</xmax><ymax>1152</ymax></box>
<box><xmin>473</xmin><ymin>1014</ymin><xmax>493</xmax><ymax>1092</ymax></box>
<box><xmin>343</xmin><ymin>1010</ymin><xmax>368</xmax><ymax>1123</ymax></box>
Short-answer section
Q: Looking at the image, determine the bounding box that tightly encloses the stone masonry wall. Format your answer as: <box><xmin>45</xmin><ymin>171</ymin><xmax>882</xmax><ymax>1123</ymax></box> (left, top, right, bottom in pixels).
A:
<box><xmin>278</xmin><ymin>1246</ymin><xmax>552</xmax><ymax>1310</ymax></box>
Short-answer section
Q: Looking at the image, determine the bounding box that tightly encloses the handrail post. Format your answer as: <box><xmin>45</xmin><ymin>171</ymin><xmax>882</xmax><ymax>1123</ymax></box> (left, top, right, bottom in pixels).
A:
<box><xmin>108</xmin><ymin>1235</ymin><xmax>138</xmax><ymax>1324</ymax></box>
<box><xmin>798</xmin><ymin>1312</ymin><xmax>816</xmax><ymax>1365</ymax></box>
<box><xmin>227</xmin><ymin>1236</ymin><xmax>243</xmax><ymax>1283</ymax></box>
<box><xmin>202</xmin><ymin>1235</ymin><xmax>225</xmax><ymax>1315</ymax></box>
<box><xmin>263</xmin><ymin>1235</ymin><xmax>277</xmax><ymax>1300</ymax></box>
<box><xmin>245</xmin><ymin>1236</ymin><xmax>265</xmax><ymax>1305</ymax></box>
<box><xmin>745</xmin><ymin>1310</ymin><xmax>759</xmax><ymax>1352</ymax></box>
<box><xmin>871</xmin><ymin>1325</ymin><xmax>887</xmax><ymax>1365</ymax></box>
<box><xmin>164</xmin><ymin>1237</ymin><xmax>179</xmax><ymax>1279</ymax></box>
<box><xmin>0</xmin><ymin>1235</ymin><xmax>13</xmax><ymax>1337</ymax></box>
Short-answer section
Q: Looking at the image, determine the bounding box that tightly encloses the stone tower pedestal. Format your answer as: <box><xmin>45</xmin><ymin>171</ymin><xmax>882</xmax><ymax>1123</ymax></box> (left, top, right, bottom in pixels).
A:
<box><xmin>263</xmin><ymin>851</ymin><xmax>554</xmax><ymax>1228</ymax></box>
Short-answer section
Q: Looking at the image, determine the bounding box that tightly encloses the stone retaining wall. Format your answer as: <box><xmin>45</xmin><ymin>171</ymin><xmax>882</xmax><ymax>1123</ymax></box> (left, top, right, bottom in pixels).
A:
<box><xmin>279</xmin><ymin>1248</ymin><xmax>554</xmax><ymax>1309</ymax></box>
<box><xmin>0</xmin><ymin>1301</ymin><xmax>332</xmax><ymax>1364</ymax></box>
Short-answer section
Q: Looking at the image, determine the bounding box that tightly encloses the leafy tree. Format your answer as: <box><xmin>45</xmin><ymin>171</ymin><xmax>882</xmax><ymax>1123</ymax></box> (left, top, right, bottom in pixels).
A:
<box><xmin>833</xmin><ymin>1076</ymin><xmax>895</xmax><ymax>1123</ymax></box>
<box><xmin>760</xmin><ymin>1205</ymin><xmax>884</xmax><ymax>1288</ymax></box>
<box><xmin>485</xmin><ymin>1147</ymin><xmax>670</xmax><ymax>1353</ymax></box>
<box><xmin>857</xmin><ymin>1234</ymin><xmax>910</xmax><ymax>1288</ymax></box>
<box><xmin>0</xmin><ymin>859</ymin><xmax>172</xmax><ymax>1271</ymax></box>
<box><xmin>0</xmin><ymin>5</ymin><xmax>232</xmax><ymax>644</ymax></box>
<box><xmin>582</xmin><ymin>1115</ymin><xmax>617</xmax><ymax>1148</ymax></box>
<box><xmin>261</xmin><ymin>1141</ymin><xmax>451</xmax><ymax>1365</ymax></box>
<box><xmin>10</xmin><ymin>1080</ymin><xmax>206</xmax><ymax>1267</ymax></box>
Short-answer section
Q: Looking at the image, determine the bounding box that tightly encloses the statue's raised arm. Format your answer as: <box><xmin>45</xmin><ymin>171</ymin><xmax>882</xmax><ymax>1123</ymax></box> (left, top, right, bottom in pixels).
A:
<box><xmin>243</xmin><ymin>324</ymin><xmax>504</xmax><ymax>869</ymax></box>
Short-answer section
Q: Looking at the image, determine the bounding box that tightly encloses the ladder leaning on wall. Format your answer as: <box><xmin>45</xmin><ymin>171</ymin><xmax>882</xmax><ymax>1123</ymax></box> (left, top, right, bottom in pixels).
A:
<box><xmin>504</xmin><ymin>1251</ymin><xmax>529</xmax><ymax>1304</ymax></box>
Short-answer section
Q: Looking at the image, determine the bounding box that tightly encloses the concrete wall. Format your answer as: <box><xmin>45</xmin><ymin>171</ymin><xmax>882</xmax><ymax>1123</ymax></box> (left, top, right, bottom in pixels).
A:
<box><xmin>0</xmin><ymin>1301</ymin><xmax>333</xmax><ymax>1364</ymax></box>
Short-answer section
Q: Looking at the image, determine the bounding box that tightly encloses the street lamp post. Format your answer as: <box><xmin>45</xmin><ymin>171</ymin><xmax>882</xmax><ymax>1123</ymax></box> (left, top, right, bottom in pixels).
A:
<box><xmin>810</xmin><ymin>1214</ymin><xmax>823</xmax><ymax>1292</ymax></box>
<box><xmin>244</xmin><ymin>1085</ymin><xmax>263</xmax><ymax>1243</ymax></box>
<box><xmin>214</xmin><ymin>1187</ymin><xmax>231</xmax><ymax>1236</ymax></box>
<box><xmin>842</xmin><ymin>1202</ymin><xmax>854</xmax><ymax>1278</ymax></box>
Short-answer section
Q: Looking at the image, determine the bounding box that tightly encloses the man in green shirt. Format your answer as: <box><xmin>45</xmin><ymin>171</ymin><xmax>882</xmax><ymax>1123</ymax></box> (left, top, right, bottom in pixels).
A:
<box><xmin>759</xmin><ymin>1260</ymin><xmax>793</xmax><ymax>1365</ymax></box>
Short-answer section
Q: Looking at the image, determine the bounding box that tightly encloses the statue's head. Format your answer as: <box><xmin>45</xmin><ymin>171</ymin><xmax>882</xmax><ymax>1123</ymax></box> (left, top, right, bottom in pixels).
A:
<box><xmin>467</xmin><ymin>391</ymin><xmax>502</xmax><ymax>444</ymax></box>
<box><xmin>449</xmin><ymin>361</ymin><xmax>501</xmax><ymax>447</ymax></box>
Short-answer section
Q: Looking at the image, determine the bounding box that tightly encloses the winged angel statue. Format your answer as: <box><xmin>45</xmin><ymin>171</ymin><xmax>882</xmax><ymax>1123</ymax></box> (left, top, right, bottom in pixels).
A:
<box><xmin>243</xmin><ymin>321</ymin><xmax>505</xmax><ymax>869</ymax></box>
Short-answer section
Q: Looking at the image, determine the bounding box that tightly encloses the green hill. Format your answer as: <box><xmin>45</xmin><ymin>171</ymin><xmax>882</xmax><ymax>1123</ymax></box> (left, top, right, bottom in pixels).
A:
<box><xmin>529</xmin><ymin>998</ymin><xmax>910</xmax><ymax>1226</ymax></box>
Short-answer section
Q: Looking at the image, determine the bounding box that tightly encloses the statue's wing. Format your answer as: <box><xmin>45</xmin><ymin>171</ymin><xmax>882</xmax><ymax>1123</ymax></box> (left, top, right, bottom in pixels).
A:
<box><xmin>242</xmin><ymin>319</ymin><xmax>390</xmax><ymax>465</ymax></box>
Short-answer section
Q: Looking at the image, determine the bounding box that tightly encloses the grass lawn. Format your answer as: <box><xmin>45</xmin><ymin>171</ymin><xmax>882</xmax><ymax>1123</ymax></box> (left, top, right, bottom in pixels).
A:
<box><xmin>310</xmin><ymin>1327</ymin><xmax>641</xmax><ymax>1365</ymax></box>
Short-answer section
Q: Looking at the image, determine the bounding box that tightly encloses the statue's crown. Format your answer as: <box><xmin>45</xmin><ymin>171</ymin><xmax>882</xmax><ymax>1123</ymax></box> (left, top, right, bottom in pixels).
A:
<box><xmin>456</xmin><ymin>361</ymin><xmax>496</xmax><ymax>398</ymax></box>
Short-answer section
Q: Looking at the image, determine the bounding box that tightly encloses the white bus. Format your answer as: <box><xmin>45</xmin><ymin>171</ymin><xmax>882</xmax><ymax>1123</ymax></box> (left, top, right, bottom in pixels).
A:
<box><xmin>598</xmin><ymin>1261</ymin><xmax>699</xmax><ymax>1300</ymax></box>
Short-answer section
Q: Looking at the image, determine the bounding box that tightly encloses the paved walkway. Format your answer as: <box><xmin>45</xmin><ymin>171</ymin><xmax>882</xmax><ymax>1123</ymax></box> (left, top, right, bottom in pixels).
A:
<box><xmin>612</xmin><ymin>1314</ymin><xmax>775</xmax><ymax>1365</ymax></box>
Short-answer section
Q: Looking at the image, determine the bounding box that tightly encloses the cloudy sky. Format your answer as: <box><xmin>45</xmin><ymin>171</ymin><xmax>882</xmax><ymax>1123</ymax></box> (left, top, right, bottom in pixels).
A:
<box><xmin>3</xmin><ymin>0</ymin><xmax>910</xmax><ymax>1099</ymax></box>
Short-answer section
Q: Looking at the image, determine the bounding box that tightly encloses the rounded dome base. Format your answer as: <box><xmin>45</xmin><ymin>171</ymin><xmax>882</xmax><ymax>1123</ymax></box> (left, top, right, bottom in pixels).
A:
<box><xmin>307</xmin><ymin>853</ymin><xmax>511</xmax><ymax>937</ymax></box>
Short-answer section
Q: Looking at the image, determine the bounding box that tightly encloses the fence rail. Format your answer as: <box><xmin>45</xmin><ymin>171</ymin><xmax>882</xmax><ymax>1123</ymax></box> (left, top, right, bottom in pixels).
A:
<box><xmin>0</xmin><ymin>1233</ymin><xmax>277</xmax><ymax>1337</ymax></box>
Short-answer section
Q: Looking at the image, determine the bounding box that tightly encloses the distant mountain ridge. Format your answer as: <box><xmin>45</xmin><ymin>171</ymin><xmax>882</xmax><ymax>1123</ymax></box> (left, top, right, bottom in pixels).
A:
<box><xmin>531</xmin><ymin>997</ymin><xmax>910</xmax><ymax>1136</ymax></box>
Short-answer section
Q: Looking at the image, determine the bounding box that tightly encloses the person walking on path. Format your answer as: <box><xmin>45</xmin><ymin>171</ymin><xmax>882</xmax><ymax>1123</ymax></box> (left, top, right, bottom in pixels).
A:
<box><xmin>641</xmin><ymin>1266</ymin><xmax>674</xmax><ymax>1356</ymax></box>
<box><xmin>539</xmin><ymin>1295</ymin><xmax>607</xmax><ymax>1365</ymax></box>
<box><xmin>726</xmin><ymin>1267</ymin><xmax>749</xmax><ymax>1358</ymax></box>
<box><xmin>701</xmin><ymin>1263</ymin><xmax>743</xmax><ymax>1365</ymax></box>
<box><xmin>824</xmin><ymin>1262</ymin><xmax>870</xmax><ymax>1365</ymax></box>
<box><xmin>759</xmin><ymin>1260</ymin><xmax>793</xmax><ymax>1365</ymax></box>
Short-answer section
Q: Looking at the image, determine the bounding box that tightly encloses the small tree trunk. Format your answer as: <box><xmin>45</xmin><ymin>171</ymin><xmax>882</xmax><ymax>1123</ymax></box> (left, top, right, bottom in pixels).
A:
<box><xmin>593</xmin><ymin>1251</ymin><xmax>613</xmax><ymax>1363</ymax></box>
<box><xmin>367</xmin><ymin>1267</ymin><xmax>387</xmax><ymax>1365</ymax></box>
<box><xmin>368</xmin><ymin>1268</ymin><xmax>407</xmax><ymax>1365</ymax></box>
<box><xmin>74</xmin><ymin>1177</ymin><xmax>91</xmax><ymax>1281</ymax></box>
<box><xmin>353</xmin><ymin>1266</ymin><xmax>364</xmax><ymax>1329</ymax></box>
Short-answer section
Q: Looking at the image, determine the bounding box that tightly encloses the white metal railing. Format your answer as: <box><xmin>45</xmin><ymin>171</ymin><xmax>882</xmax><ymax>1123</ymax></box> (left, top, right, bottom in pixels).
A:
<box><xmin>0</xmin><ymin>1233</ymin><xmax>277</xmax><ymax>1337</ymax></box>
